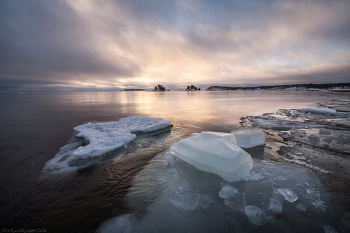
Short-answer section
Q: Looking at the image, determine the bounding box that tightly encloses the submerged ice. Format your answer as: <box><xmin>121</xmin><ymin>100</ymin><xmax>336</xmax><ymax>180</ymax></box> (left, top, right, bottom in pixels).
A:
<box><xmin>170</xmin><ymin>132</ymin><xmax>253</xmax><ymax>182</ymax></box>
<box><xmin>99</xmin><ymin>143</ymin><xmax>335</xmax><ymax>233</ymax></box>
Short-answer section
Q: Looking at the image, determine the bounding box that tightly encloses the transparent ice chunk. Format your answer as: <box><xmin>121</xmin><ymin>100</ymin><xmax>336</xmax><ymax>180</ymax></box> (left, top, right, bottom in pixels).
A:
<box><xmin>224</xmin><ymin>193</ymin><xmax>246</xmax><ymax>212</ymax></box>
<box><xmin>296</xmin><ymin>203</ymin><xmax>306</xmax><ymax>211</ymax></box>
<box><xmin>219</xmin><ymin>185</ymin><xmax>238</xmax><ymax>198</ymax></box>
<box><xmin>269</xmin><ymin>198</ymin><xmax>282</xmax><ymax>214</ymax></box>
<box><xmin>323</xmin><ymin>225</ymin><xmax>338</xmax><ymax>233</ymax></box>
<box><xmin>231</xmin><ymin>129</ymin><xmax>265</xmax><ymax>148</ymax></box>
<box><xmin>244</xmin><ymin>205</ymin><xmax>267</xmax><ymax>225</ymax></box>
<box><xmin>168</xmin><ymin>187</ymin><xmax>200</xmax><ymax>212</ymax></box>
<box><xmin>170</xmin><ymin>132</ymin><xmax>253</xmax><ymax>182</ymax></box>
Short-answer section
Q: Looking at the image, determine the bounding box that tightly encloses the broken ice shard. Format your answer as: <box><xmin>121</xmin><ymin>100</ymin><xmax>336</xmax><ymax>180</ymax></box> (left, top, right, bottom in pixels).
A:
<box><xmin>323</xmin><ymin>225</ymin><xmax>338</xmax><ymax>233</ymax></box>
<box><xmin>224</xmin><ymin>193</ymin><xmax>246</xmax><ymax>212</ymax></box>
<box><xmin>277</xmin><ymin>188</ymin><xmax>298</xmax><ymax>202</ymax></box>
<box><xmin>297</xmin><ymin>203</ymin><xmax>306</xmax><ymax>211</ymax></box>
<box><xmin>269</xmin><ymin>198</ymin><xmax>282</xmax><ymax>214</ymax></box>
<box><xmin>231</xmin><ymin>129</ymin><xmax>265</xmax><ymax>148</ymax></box>
<box><xmin>272</xmin><ymin>184</ymin><xmax>298</xmax><ymax>202</ymax></box>
<box><xmin>170</xmin><ymin>132</ymin><xmax>253</xmax><ymax>182</ymax></box>
<box><xmin>219</xmin><ymin>185</ymin><xmax>238</xmax><ymax>198</ymax></box>
<box><xmin>168</xmin><ymin>187</ymin><xmax>200</xmax><ymax>213</ymax></box>
<box><xmin>199</xmin><ymin>194</ymin><xmax>215</xmax><ymax>210</ymax></box>
<box><xmin>244</xmin><ymin>205</ymin><xmax>267</xmax><ymax>225</ymax></box>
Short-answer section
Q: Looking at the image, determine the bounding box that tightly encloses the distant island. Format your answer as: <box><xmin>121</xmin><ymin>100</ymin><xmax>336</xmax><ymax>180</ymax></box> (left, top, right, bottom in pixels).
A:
<box><xmin>152</xmin><ymin>84</ymin><xmax>169</xmax><ymax>92</ymax></box>
<box><xmin>206</xmin><ymin>83</ymin><xmax>350</xmax><ymax>91</ymax></box>
<box><xmin>185</xmin><ymin>85</ymin><xmax>201</xmax><ymax>91</ymax></box>
<box><xmin>122</xmin><ymin>89</ymin><xmax>145</xmax><ymax>91</ymax></box>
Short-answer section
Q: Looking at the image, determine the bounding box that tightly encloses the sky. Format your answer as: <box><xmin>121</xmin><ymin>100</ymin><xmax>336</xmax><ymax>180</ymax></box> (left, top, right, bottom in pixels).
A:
<box><xmin>0</xmin><ymin>0</ymin><xmax>349</xmax><ymax>91</ymax></box>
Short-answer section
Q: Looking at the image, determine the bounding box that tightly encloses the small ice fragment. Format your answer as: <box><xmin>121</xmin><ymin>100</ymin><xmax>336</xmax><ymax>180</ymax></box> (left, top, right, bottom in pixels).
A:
<box><xmin>323</xmin><ymin>225</ymin><xmax>338</xmax><ymax>233</ymax></box>
<box><xmin>277</xmin><ymin>188</ymin><xmax>298</xmax><ymax>202</ymax></box>
<box><xmin>267</xmin><ymin>216</ymin><xmax>274</xmax><ymax>223</ymax></box>
<box><xmin>244</xmin><ymin>205</ymin><xmax>267</xmax><ymax>225</ymax></box>
<box><xmin>224</xmin><ymin>193</ymin><xmax>246</xmax><ymax>212</ymax></box>
<box><xmin>98</xmin><ymin>214</ymin><xmax>132</xmax><ymax>233</ymax></box>
<box><xmin>199</xmin><ymin>194</ymin><xmax>215</xmax><ymax>210</ymax></box>
<box><xmin>168</xmin><ymin>187</ymin><xmax>200</xmax><ymax>212</ymax></box>
<box><xmin>166</xmin><ymin>152</ymin><xmax>177</xmax><ymax>167</ymax></box>
<box><xmin>170</xmin><ymin>131</ymin><xmax>253</xmax><ymax>182</ymax></box>
<box><xmin>297</xmin><ymin>203</ymin><xmax>306</xmax><ymax>211</ymax></box>
<box><xmin>230</xmin><ymin>129</ymin><xmax>265</xmax><ymax>148</ymax></box>
<box><xmin>269</xmin><ymin>198</ymin><xmax>282</xmax><ymax>214</ymax></box>
<box><xmin>261</xmin><ymin>196</ymin><xmax>270</xmax><ymax>211</ymax></box>
<box><xmin>219</xmin><ymin>185</ymin><xmax>238</xmax><ymax>198</ymax></box>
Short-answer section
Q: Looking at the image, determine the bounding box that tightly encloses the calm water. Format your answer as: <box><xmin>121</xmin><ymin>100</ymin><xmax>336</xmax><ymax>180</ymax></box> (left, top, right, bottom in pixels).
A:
<box><xmin>0</xmin><ymin>91</ymin><xmax>348</xmax><ymax>232</ymax></box>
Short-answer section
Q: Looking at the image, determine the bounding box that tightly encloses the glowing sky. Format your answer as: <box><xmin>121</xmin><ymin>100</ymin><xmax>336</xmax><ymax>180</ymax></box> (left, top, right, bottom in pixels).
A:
<box><xmin>1</xmin><ymin>0</ymin><xmax>349</xmax><ymax>91</ymax></box>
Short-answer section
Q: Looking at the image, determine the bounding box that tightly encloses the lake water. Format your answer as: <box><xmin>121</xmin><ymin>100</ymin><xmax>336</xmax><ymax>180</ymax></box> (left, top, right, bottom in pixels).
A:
<box><xmin>1</xmin><ymin>91</ymin><xmax>349</xmax><ymax>232</ymax></box>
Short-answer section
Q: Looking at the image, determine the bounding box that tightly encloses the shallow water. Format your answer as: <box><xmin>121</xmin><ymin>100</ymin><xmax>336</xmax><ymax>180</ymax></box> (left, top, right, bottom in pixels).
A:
<box><xmin>0</xmin><ymin>91</ymin><xmax>349</xmax><ymax>232</ymax></box>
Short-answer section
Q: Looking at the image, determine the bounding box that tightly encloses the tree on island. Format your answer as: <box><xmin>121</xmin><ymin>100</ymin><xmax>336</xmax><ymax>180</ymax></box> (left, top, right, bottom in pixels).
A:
<box><xmin>185</xmin><ymin>85</ymin><xmax>200</xmax><ymax>91</ymax></box>
<box><xmin>154</xmin><ymin>84</ymin><xmax>166</xmax><ymax>91</ymax></box>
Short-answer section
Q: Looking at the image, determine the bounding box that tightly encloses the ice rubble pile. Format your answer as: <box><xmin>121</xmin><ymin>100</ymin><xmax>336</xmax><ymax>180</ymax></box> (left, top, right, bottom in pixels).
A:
<box><xmin>247</xmin><ymin>104</ymin><xmax>350</xmax><ymax>156</ymax></box>
<box><xmin>74</xmin><ymin>117</ymin><xmax>171</xmax><ymax>157</ymax></box>
<box><xmin>170</xmin><ymin>131</ymin><xmax>256</xmax><ymax>182</ymax></box>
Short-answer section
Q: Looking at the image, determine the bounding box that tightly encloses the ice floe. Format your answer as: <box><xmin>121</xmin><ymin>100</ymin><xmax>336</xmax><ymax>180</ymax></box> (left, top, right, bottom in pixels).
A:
<box><xmin>73</xmin><ymin>117</ymin><xmax>171</xmax><ymax>157</ymax></box>
<box><xmin>43</xmin><ymin>117</ymin><xmax>172</xmax><ymax>173</ymax></box>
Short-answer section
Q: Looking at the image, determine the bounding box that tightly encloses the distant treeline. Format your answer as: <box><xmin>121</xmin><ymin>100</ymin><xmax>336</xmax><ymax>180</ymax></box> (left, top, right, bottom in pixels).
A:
<box><xmin>122</xmin><ymin>89</ymin><xmax>145</xmax><ymax>91</ymax></box>
<box><xmin>206</xmin><ymin>83</ymin><xmax>350</xmax><ymax>91</ymax></box>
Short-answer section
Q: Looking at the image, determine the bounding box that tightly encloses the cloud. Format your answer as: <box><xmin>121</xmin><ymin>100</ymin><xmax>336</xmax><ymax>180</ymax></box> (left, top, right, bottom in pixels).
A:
<box><xmin>0</xmin><ymin>0</ymin><xmax>349</xmax><ymax>91</ymax></box>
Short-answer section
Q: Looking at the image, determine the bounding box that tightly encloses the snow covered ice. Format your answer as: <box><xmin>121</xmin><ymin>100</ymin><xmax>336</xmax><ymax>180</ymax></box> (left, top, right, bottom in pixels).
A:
<box><xmin>73</xmin><ymin>117</ymin><xmax>171</xmax><ymax>157</ymax></box>
<box><xmin>231</xmin><ymin>129</ymin><xmax>265</xmax><ymax>148</ymax></box>
<box><xmin>170</xmin><ymin>132</ymin><xmax>253</xmax><ymax>182</ymax></box>
<box><xmin>43</xmin><ymin>117</ymin><xmax>172</xmax><ymax>172</ymax></box>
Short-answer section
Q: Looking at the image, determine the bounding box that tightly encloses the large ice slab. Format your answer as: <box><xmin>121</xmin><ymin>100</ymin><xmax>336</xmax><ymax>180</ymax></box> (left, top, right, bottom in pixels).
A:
<box><xmin>170</xmin><ymin>132</ymin><xmax>253</xmax><ymax>182</ymax></box>
<box><xmin>73</xmin><ymin>117</ymin><xmax>171</xmax><ymax>157</ymax></box>
<box><xmin>231</xmin><ymin>129</ymin><xmax>265</xmax><ymax>148</ymax></box>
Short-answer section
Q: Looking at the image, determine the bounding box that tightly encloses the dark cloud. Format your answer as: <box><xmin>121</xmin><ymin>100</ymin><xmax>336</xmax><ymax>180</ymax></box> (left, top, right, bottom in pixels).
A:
<box><xmin>0</xmin><ymin>0</ymin><xmax>349</xmax><ymax>91</ymax></box>
<box><xmin>0</xmin><ymin>0</ymin><xmax>139</xmax><ymax>82</ymax></box>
